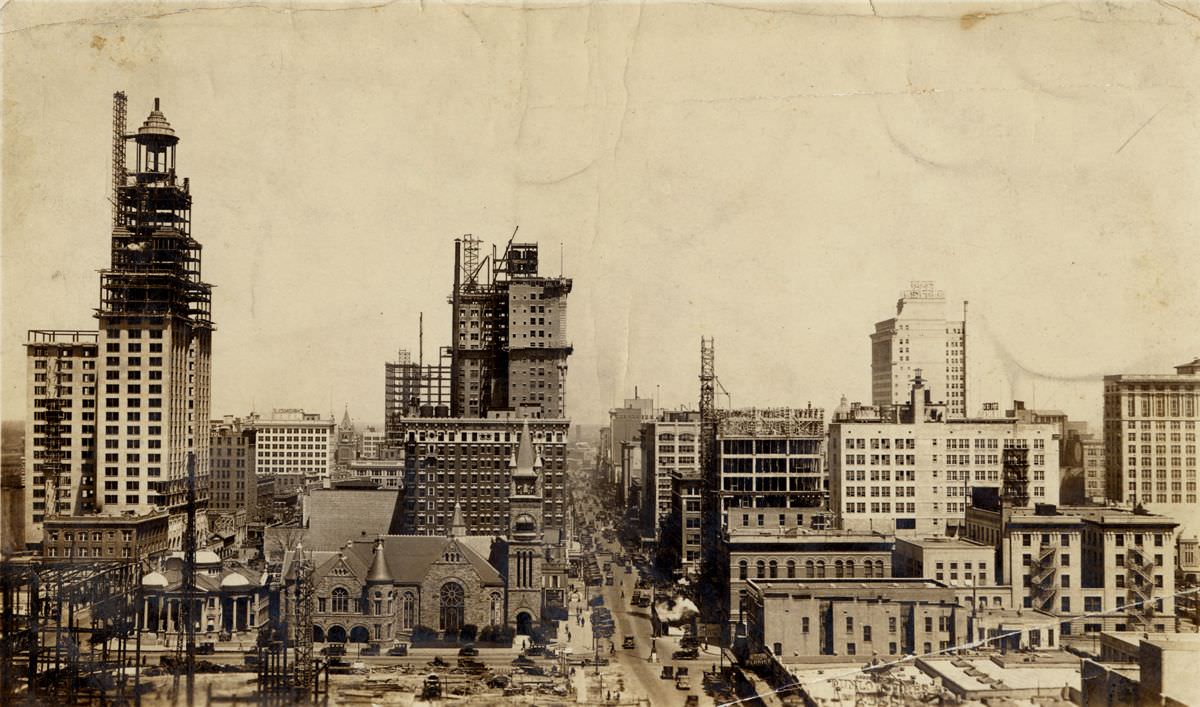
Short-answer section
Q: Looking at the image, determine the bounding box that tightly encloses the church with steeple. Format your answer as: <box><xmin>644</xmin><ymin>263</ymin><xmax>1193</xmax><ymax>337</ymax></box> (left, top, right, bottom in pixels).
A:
<box><xmin>284</xmin><ymin>420</ymin><xmax>551</xmax><ymax>646</ymax></box>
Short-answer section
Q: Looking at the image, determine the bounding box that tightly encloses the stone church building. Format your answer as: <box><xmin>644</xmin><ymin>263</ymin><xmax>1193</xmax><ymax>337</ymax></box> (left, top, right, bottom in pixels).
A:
<box><xmin>284</xmin><ymin>421</ymin><xmax>550</xmax><ymax>644</ymax></box>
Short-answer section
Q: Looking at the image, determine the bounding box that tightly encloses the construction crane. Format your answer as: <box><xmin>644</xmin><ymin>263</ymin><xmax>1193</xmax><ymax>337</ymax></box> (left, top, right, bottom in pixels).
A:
<box><xmin>111</xmin><ymin>91</ymin><xmax>127</xmax><ymax>229</ymax></box>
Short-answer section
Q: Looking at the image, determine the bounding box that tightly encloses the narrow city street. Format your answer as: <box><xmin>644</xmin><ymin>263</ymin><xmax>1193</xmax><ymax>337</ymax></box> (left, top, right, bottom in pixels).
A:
<box><xmin>562</xmin><ymin>535</ymin><xmax>724</xmax><ymax>706</ymax></box>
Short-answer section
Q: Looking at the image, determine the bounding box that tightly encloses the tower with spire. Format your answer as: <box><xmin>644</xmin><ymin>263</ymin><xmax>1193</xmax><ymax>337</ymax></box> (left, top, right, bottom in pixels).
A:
<box><xmin>506</xmin><ymin>420</ymin><xmax>544</xmax><ymax>632</ymax></box>
<box><xmin>96</xmin><ymin>95</ymin><xmax>214</xmax><ymax>548</ymax></box>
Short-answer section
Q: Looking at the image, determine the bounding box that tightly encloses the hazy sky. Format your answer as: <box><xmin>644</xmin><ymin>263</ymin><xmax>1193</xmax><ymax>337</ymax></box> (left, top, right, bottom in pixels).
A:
<box><xmin>3</xmin><ymin>1</ymin><xmax>1198</xmax><ymax>427</ymax></box>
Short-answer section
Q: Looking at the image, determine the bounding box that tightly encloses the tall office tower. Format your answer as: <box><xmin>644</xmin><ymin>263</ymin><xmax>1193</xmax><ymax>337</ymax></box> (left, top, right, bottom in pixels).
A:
<box><xmin>97</xmin><ymin>97</ymin><xmax>214</xmax><ymax>551</ymax></box>
<box><xmin>1103</xmin><ymin>358</ymin><xmax>1200</xmax><ymax>539</ymax></box>
<box><xmin>23</xmin><ymin>331</ymin><xmax>100</xmax><ymax>544</ymax></box>
<box><xmin>449</xmin><ymin>236</ymin><xmax>572</xmax><ymax>419</ymax></box>
<box><xmin>716</xmin><ymin>407</ymin><xmax>826</xmax><ymax>528</ymax></box>
<box><xmin>609</xmin><ymin>394</ymin><xmax>655</xmax><ymax>489</ymax></box>
<box><xmin>871</xmin><ymin>281</ymin><xmax>967</xmax><ymax>418</ymax></box>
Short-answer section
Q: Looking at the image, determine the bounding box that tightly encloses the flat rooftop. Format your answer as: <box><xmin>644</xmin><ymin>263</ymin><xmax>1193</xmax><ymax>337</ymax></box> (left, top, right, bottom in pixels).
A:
<box><xmin>895</xmin><ymin>535</ymin><xmax>992</xmax><ymax>550</ymax></box>
<box><xmin>919</xmin><ymin>656</ymin><xmax>1080</xmax><ymax>694</ymax></box>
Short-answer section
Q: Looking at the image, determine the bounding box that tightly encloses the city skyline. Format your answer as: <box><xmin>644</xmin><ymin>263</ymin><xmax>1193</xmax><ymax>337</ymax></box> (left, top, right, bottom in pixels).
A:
<box><xmin>4</xmin><ymin>2</ymin><xmax>1199</xmax><ymax>428</ymax></box>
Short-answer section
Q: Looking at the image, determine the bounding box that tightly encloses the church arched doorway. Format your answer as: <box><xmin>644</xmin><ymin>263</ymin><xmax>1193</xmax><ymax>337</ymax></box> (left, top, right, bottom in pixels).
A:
<box><xmin>327</xmin><ymin>625</ymin><xmax>347</xmax><ymax>644</ymax></box>
<box><xmin>349</xmin><ymin>626</ymin><xmax>370</xmax><ymax>643</ymax></box>
<box><xmin>516</xmin><ymin>611</ymin><xmax>534</xmax><ymax>636</ymax></box>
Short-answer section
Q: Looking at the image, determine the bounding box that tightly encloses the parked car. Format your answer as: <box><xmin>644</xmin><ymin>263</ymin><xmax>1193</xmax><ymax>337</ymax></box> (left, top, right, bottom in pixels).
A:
<box><xmin>458</xmin><ymin>643</ymin><xmax>479</xmax><ymax>657</ymax></box>
<box><xmin>672</xmin><ymin>648</ymin><xmax>700</xmax><ymax>660</ymax></box>
<box><xmin>680</xmin><ymin>635</ymin><xmax>700</xmax><ymax>650</ymax></box>
<box><xmin>676</xmin><ymin>674</ymin><xmax>691</xmax><ymax>690</ymax></box>
<box><xmin>359</xmin><ymin>644</ymin><xmax>380</xmax><ymax>656</ymax></box>
<box><xmin>322</xmin><ymin>644</ymin><xmax>346</xmax><ymax>657</ymax></box>
<box><xmin>685</xmin><ymin>695</ymin><xmax>700</xmax><ymax>706</ymax></box>
<box><xmin>660</xmin><ymin>665</ymin><xmax>674</xmax><ymax>680</ymax></box>
<box><xmin>386</xmin><ymin>644</ymin><xmax>409</xmax><ymax>656</ymax></box>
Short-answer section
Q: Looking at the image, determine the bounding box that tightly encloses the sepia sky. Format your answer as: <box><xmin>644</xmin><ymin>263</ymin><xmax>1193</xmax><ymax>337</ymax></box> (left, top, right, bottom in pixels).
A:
<box><xmin>3</xmin><ymin>1</ymin><xmax>1199</xmax><ymax>427</ymax></box>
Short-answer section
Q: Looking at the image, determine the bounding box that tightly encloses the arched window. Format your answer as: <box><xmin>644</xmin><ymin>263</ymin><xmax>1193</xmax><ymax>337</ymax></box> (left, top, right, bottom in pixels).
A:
<box><xmin>738</xmin><ymin>560</ymin><xmax>748</xmax><ymax>580</ymax></box>
<box><xmin>805</xmin><ymin>560</ymin><xmax>814</xmax><ymax>578</ymax></box>
<box><xmin>874</xmin><ymin>560</ymin><xmax>884</xmax><ymax>577</ymax></box>
<box><xmin>490</xmin><ymin>592</ymin><xmax>503</xmax><ymax>626</ymax></box>
<box><xmin>865</xmin><ymin>560</ymin><xmax>875</xmax><ymax>578</ymax></box>
<box><xmin>768</xmin><ymin>560</ymin><xmax>778</xmax><ymax>579</ymax></box>
<box><xmin>835</xmin><ymin>560</ymin><xmax>844</xmax><ymax>578</ymax></box>
<box><xmin>756</xmin><ymin>560</ymin><xmax>765</xmax><ymax>579</ymax></box>
<box><xmin>439</xmin><ymin>582</ymin><xmax>465</xmax><ymax>634</ymax></box>
<box><xmin>787</xmin><ymin>560</ymin><xmax>796</xmax><ymax>579</ymax></box>
<box><xmin>846</xmin><ymin>560</ymin><xmax>855</xmax><ymax>577</ymax></box>
<box><xmin>402</xmin><ymin>592</ymin><xmax>416</xmax><ymax>629</ymax></box>
<box><xmin>331</xmin><ymin>587</ymin><xmax>349</xmax><ymax>613</ymax></box>
<box><xmin>816</xmin><ymin>560</ymin><xmax>826</xmax><ymax>578</ymax></box>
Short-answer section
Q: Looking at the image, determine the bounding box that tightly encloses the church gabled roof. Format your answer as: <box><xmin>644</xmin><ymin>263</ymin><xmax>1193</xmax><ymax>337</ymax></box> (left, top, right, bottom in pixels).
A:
<box><xmin>341</xmin><ymin>536</ymin><xmax>504</xmax><ymax>587</ymax></box>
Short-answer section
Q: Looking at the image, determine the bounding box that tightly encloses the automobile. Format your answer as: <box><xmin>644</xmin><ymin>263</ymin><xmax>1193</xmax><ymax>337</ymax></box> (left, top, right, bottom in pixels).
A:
<box><xmin>676</xmin><ymin>674</ymin><xmax>691</xmax><ymax>690</ymax></box>
<box><xmin>660</xmin><ymin>665</ymin><xmax>674</xmax><ymax>680</ymax></box>
<box><xmin>322</xmin><ymin>644</ymin><xmax>346</xmax><ymax>657</ymax></box>
<box><xmin>386</xmin><ymin>644</ymin><xmax>409</xmax><ymax>656</ymax></box>
<box><xmin>622</xmin><ymin>636</ymin><xmax>636</xmax><ymax>649</ymax></box>
<box><xmin>421</xmin><ymin>674</ymin><xmax>442</xmax><ymax>699</ymax></box>
<box><xmin>196</xmin><ymin>642</ymin><xmax>215</xmax><ymax>655</ymax></box>
<box><xmin>672</xmin><ymin>648</ymin><xmax>700</xmax><ymax>660</ymax></box>
<box><xmin>359</xmin><ymin>644</ymin><xmax>380</xmax><ymax>656</ymax></box>
<box><xmin>513</xmin><ymin>655</ymin><xmax>537</xmax><ymax>666</ymax></box>
<box><xmin>685</xmin><ymin>696</ymin><xmax>700</xmax><ymax>707</ymax></box>
<box><xmin>458</xmin><ymin>643</ymin><xmax>479</xmax><ymax>657</ymax></box>
<box><xmin>605</xmin><ymin>575</ymin><xmax>614</xmax><ymax>585</ymax></box>
<box><xmin>680</xmin><ymin>635</ymin><xmax>700</xmax><ymax>650</ymax></box>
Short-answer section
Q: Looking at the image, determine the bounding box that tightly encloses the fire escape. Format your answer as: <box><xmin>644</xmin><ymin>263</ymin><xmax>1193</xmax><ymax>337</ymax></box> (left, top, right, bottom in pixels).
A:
<box><xmin>1029</xmin><ymin>543</ymin><xmax>1058</xmax><ymax>613</ymax></box>
<box><xmin>1124</xmin><ymin>545</ymin><xmax>1156</xmax><ymax>628</ymax></box>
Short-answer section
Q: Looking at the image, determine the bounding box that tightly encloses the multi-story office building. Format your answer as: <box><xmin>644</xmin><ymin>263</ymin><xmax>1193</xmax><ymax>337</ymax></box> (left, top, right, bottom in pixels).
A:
<box><xmin>346</xmin><ymin>458</ymin><xmax>405</xmax><ymax>489</ymax></box>
<box><xmin>726</xmin><ymin>509</ymin><xmax>893</xmax><ymax>630</ymax></box>
<box><xmin>716</xmin><ymin>407</ymin><xmax>825</xmax><ymax>527</ymax></box>
<box><xmin>23</xmin><ymin>331</ymin><xmax>99</xmax><ymax>544</ymax></box>
<box><xmin>389</xmin><ymin>416</ymin><xmax>569</xmax><ymax>536</ymax></box>
<box><xmin>965</xmin><ymin>502</ymin><xmax>1178</xmax><ymax>634</ymax></box>
<box><xmin>385</xmin><ymin>347</ymin><xmax>452</xmax><ymax>421</ymax></box>
<box><xmin>23</xmin><ymin>97</ymin><xmax>214</xmax><ymax>550</ymax></box>
<box><xmin>359</xmin><ymin>426</ymin><xmax>386</xmax><ymax>459</ymax></box>
<box><xmin>870</xmin><ymin>280</ymin><xmax>967</xmax><ymax>418</ymax></box>
<box><xmin>662</xmin><ymin>470</ymin><xmax>703</xmax><ymax>579</ymax></box>
<box><xmin>892</xmin><ymin>536</ymin><xmax>1011</xmax><ymax>611</ymax></box>
<box><xmin>41</xmin><ymin>510</ymin><xmax>169</xmax><ymax>562</ymax></box>
<box><xmin>209</xmin><ymin>417</ymin><xmax>256</xmax><ymax>515</ymax></box>
<box><xmin>742</xmin><ymin>578</ymin><xmax>966</xmax><ymax>659</ymax></box>
<box><xmin>640</xmin><ymin>411</ymin><xmax>700</xmax><ymax>537</ymax></box>
<box><xmin>448</xmin><ymin>238</ymin><xmax>572</xmax><ymax>420</ymax></box>
<box><xmin>830</xmin><ymin>377</ymin><xmax>1059</xmax><ymax>535</ymax></box>
<box><xmin>1103</xmin><ymin>359</ymin><xmax>1200</xmax><ymax>538</ymax></box>
<box><xmin>246</xmin><ymin>409</ymin><xmax>335</xmax><ymax>488</ymax></box>
<box><xmin>608</xmin><ymin>395</ymin><xmax>654</xmax><ymax>489</ymax></box>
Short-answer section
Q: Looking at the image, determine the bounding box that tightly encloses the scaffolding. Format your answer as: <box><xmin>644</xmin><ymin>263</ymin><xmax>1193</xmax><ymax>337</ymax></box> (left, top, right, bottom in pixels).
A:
<box><xmin>0</xmin><ymin>557</ymin><xmax>144</xmax><ymax>705</ymax></box>
<box><xmin>101</xmin><ymin>96</ymin><xmax>212</xmax><ymax>330</ymax></box>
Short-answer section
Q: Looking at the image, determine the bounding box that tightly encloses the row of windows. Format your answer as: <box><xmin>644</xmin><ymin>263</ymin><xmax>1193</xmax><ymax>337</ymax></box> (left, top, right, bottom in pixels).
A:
<box><xmin>736</xmin><ymin>558</ymin><xmax>887</xmax><ymax>580</ymax></box>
